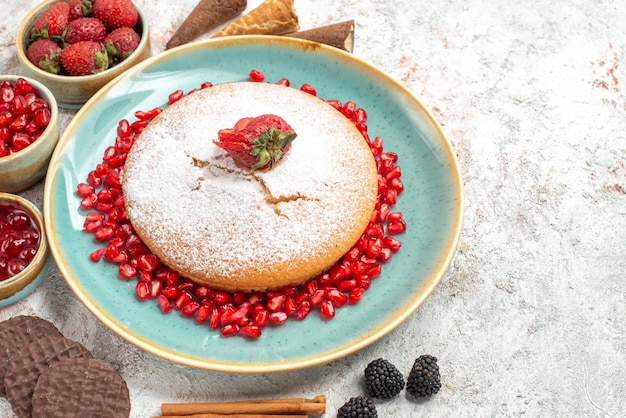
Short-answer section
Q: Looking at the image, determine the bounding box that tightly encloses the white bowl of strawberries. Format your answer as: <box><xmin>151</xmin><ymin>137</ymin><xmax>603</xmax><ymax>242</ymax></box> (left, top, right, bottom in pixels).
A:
<box><xmin>16</xmin><ymin>0</ymin><xmax>151</xmax><ymax>107</ymax></box>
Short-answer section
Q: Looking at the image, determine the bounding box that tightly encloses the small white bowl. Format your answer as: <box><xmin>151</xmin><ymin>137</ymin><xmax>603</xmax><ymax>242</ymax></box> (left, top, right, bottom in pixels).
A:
<box><xmin>0</xmin><ymin>75</ymin><xmax>60</xmax><ymax>193</ymax></box>
<box><xmin>15</xmin><ymin>0</ymin><xmax>152</xmax><ymax>108</ymax></box>
<box><xmin>0</xmin><ymin>193</ymin><xmax>50</xmax><ymax>307</ymax></box>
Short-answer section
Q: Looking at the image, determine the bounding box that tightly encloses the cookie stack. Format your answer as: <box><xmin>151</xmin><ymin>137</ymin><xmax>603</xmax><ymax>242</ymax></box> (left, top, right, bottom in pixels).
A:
<box><xmin>0</xmin><ymin>315</ymin><xmax>130</xmax><ymax>418</ymax></box>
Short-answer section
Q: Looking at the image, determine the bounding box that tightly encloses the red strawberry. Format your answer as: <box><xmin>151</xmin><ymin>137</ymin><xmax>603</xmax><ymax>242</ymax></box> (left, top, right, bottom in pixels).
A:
<box><xmin>215</xmin><ymin>114</ymin><xmax>297</xmax><ymax>169</ymax></box>
<box><xmin>92</xmin><ymin>0</ymin><xmax>138</xmax><ymax>31</ymax></box>
<box><xmin>64</xmin><ymin>17</ymin><xmax>106</xmax><ymax>44</ymax></box>
<box><xmin>30</xmin><ymin>2</ymin><xmax>70</xmax><ymax>40</ymax></box>
<box><xmin>26</xmin><ymin>39</ymin><xmax>62</xmax><ymax>74</ymax></box>
<box><xmin>103</xmin><ymin>27</ymin><xmax>140</xmax><ymax>64</ymax></box>
<box><xmin>68</xmin><ymin>0</ymin><xmax>93</xmax><ymax>21</ymax></box>
<box><xmin>60</xmin><ymin>40</ymin><xmax>109</xmax><ymax>76</ymax></box>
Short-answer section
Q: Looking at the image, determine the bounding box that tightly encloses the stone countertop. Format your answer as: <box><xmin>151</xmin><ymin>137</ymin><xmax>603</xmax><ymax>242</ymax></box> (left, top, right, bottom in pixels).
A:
<box><xmin>1</xmin><ymin>0</ymin><xmax>626</xmax><ymax>416</ymax></box>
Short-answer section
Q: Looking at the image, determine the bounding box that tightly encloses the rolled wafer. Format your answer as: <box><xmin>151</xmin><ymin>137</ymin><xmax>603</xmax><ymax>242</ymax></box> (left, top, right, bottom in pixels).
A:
<box><xmin>284</xmin><ymin>20</ymin><xmax>355</xmax><ymax>52</ymax></box>
<box><xmin>166</xmin><ymin>0</ymin><xmax>248</xmax><ymax>49</ymax></box>
<box><xmin>212</xmin><ymin>0</ymin><xmax>299</xmax><ymax>38</ymax></box>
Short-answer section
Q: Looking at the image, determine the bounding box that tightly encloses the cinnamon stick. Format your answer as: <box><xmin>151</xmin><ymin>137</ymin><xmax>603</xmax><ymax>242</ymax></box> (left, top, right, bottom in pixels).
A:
<box><xmin>155</xmin><ymin>415</ymin><xmax>306</xmax><ymax>418</ymax></box>
<box><xmin>160</xmin><ymin>395</ymin><xmax>326</xmax><ymax>416</ymax></box>
<box><xmin>283</xmin><ymin>20</ymin><xmax>355</xmax><ymax>53</ymax></box>
<box><xmin>212</xmin><ymin>0</ymin><xmax>299</xmax><ymax>38</ymax></box>
<box><xmin>166</xmin><ymin>0</ymin><xmax>248</xmax><ymax>49</ymax></box>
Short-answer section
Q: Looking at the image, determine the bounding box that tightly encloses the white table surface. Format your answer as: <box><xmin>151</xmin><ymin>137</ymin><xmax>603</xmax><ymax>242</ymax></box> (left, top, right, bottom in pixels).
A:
<box><xmin>1</xmin><ymin>0</ymin><xmax>626</xmax><ymax>416</ymax></box>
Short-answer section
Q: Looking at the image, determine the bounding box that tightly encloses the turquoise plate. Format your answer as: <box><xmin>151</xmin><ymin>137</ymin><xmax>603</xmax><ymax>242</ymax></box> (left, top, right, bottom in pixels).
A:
<box><xmin>43</xmin><ymin>36</ymin><xmax>463</xmax><ymax>373</ymax></box>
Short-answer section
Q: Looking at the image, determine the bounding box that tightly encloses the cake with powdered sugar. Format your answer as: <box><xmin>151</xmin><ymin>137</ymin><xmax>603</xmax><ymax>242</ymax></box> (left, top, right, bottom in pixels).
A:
<box><xmin>121</xmin><ymin>82</ymin><xmax>377</xmax><ymax>292</ymax></box>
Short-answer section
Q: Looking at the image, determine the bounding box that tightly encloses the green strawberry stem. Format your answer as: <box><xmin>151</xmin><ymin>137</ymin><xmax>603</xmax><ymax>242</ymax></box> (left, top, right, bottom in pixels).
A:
<box><xmin>251</xmin><ymin>128</ymin><xmax>297</xmax><ymax>169</ymax></box>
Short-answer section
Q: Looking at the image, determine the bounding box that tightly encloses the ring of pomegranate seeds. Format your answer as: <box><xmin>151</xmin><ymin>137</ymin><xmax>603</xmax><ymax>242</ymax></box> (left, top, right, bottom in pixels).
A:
<box><xmin>76</xmin><ymin>70</ymin><xmax>406</xmax><ymax>339</ymax></box>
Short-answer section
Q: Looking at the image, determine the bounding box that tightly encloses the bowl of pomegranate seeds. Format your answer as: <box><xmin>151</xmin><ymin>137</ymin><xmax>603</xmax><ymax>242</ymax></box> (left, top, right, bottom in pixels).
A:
<box><xmin>0</xmin><ymin>192</ymin><xmax>50</xmax><ymax>307</ymax></box>
<box><xmin>15</xmin><ymin>0</ymin><xmax>152</xmax><ymax>107</ymax></box>
<box><xmin>0</xmin><ymin>75</ymin><xmax>59</xmax><ymax>193</ymax></box>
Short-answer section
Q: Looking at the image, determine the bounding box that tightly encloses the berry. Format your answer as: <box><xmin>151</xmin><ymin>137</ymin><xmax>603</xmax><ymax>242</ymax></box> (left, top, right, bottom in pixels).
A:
<box><xmin>406</xmin><ymin>355</ymin><xmax>442</xmax><ymax>398</ymax></box>
<box><xmin>64</xmin><ymin>17</ymin><xmax>107</xmax><ymax>44</ymax></box>
<box><xmin>26</xmin><ymin>39</ymin><xmax>62</xmax><ymax>74</ymax></box>
<box><xmin>364</xmin><ymin>358</ymin><xmax>405</xmax><ymax>399</ymax></box>
<box><xmin>30</xmin><ymin>1</ymin><xmax>70</xmax><ymax>40</ymax></box>
<box><xmin>60</xmin><ymin>40</ymin><xmax>109</xmax><ymax>76</ymax></box>
<box><xmin>215</xmin><ymin>114</ymin><xmax>297</xmax><ymax>170</ymax></box>
<box><xmin>104</xmin><ymin>27</ymin><xmax>140</xmax><ymax>64</ymax></box>
<box><xmin>92</xmin><ymin>0</ymin><xmax>138</xmax><ymax>31</ymax></box>
<box><xmin>337</xmin><ymin>396</ymin><xmax>378</xmax><ymax>418</ymax></box>
<box><xmin>68</xmin><ymin>0</ymin><xmax>93</xmax><ymax>21</ymax></box>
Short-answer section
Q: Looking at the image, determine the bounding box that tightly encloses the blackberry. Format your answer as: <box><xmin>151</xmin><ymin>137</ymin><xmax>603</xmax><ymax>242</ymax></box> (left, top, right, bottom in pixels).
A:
<box><xmin>364</xmin><ymin>358</ymin><xmax>405</xmax><ymax>399</ymax></box>
<box><xmin>406</xmin><ymin>355</ymin><xmax>442</xmax><ymax>398</ymax></box>
<box><xmin>337</xmin><ymin>396</ymin><xmax>378</xmax><ymax>418</ymax></box>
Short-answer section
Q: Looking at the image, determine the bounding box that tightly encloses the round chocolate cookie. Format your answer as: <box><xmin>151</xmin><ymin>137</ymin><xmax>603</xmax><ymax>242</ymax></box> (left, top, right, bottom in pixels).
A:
<box><xmin>32</xmin><ymin>357</ymin><xmax>131</xmax><ymax>418</ymax></box>
<box><xmin>4</xmin><ymin>336</ymin><xmax>92</xmax><ymax>418</ymax></box>
<box><xmin>0</xmin><ymin>315</ymin><xmax>62</xmax><ymax>397</ymax></box>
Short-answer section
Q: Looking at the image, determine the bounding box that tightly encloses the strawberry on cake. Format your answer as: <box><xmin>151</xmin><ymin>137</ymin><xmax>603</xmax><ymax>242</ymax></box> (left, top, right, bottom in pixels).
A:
<box><xmin>121</xmin><ymin>82</ymin><xmax>378</xmax><ymax>292</ymax></box>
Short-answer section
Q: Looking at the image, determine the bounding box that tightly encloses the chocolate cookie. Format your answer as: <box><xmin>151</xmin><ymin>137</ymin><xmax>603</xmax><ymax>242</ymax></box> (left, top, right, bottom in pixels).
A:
<box><xmin>32</xmin><ymin>357</ymin><xmax>131</xmax><ymax>418</ymax></box>
<box><xmin>0</xmin><ymin>315</ymin><xmax>62</xmax><ymax>397</ymax></box>
<box><xmin>4</xmin><ymin>336</ymin><xmax>92</xmax><ymax>418</ymax></box>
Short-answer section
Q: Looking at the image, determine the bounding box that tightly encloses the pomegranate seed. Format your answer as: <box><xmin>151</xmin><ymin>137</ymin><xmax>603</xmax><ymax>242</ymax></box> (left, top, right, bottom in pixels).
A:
<box><xmin>181</xmin><ymin>301</ymin><xmax>200</xmax><ymax>318</ymax></box>
<box><xmin>319</xmin><ymin>300</ymin><xmax>335</xmax><ymax>319</ymax></box>
<box><xmin>11</xmin><ymin>133</ymin><xmax>32</xmax><ymax>150</ymax></box>
<box><xmin>383</xmin><ymin>236</ymin><xmax>402</xmax><ymax>252</ymax></box>
<box><xmin>118</xmin><ymin>263</ymin><xmax>136</xmax><ymax>280</ymax></box>
<box><xmin>310</xmin><ymin>289</ymin><xmax>326</xmax><ymax>306</ymax></box>
<box><xmin>157</xmin><ymin>295</ymin><xmax>173</xmax><ymax>313</ymax></box>
<box><xmin>94</xmin><ymin>227</ymin><xmax>114</xmax><ymax>242</ymax></box>
<box><xmin>342</xmin><ymin>101</ymin><xmax>356</xmax><ymax>119</ymax></box>
<box><xmin>348</xmin><ymin>287</ymin><xmax>364</xmax><ymax>304</ymax></box>
<box><xmin>387</xmin><ymin>212</ymin><xmax>403</xmax><ymax>222</ymax></box>
<box><xmin>337</xmin><ymin>279</ymin><xmax>357</xmax><ymax>292</ymax></box>
<box><xmin>76</xmin><ymin>183</ymin><xmax>95</xmax><ymax>197</ymax></box>
<box><xmin>326</xmin><ymin>288</ymin><xmax>348</xmax><ymax>307</ymax></box>
<box><xmin>385</xmin><ymin>165</ymin><xmax>402</xmax><ymax>181</ymax></box>
<box><xmin>200</xmin><ymin>82</ymin><xmax>213</xmax><ymax>89</ymax></box>
<box><xmin>137</xmin><ymin>254</ymin><xmax>159</xmax><ymax>272</ymax></box>
<box><xmin>354</xmin><ymin>108</ymin><xmax>367</xmax><ymax>124</ymax></box>
<box><xmin>365</xmin><ymin>238</ymin><xmax>383</xmax><ymax>258</ymax></box>
<box><xmin>268</xmin><ymin>311</ymin><xmax>287</xmax><ymax>325</ymax></box>
<box><xmin>295</xmin><ymin>300</ymin><xmax>311</xmax><ymax>320</ymax></box>
<box><xmin>34</xmin><ymin>108</ymin><xmax>50</xmax><ymax>126</ymax></box>
<box><xmin>150</xmin><ymin>279</ymin><xmax>162</xmax><ymax>297</ymax></box>
<box><xmin>220</xmin><ymin>324</ymin><xmax>240</xmax><ymax>337</ymax></box>
<box><xmin>389</xmin><ymin>177</ymin><xmax>404</xmax><ymax>193</ymax></box>
<box><xmin>275</xmin><ymin>77</ymin><xmax>290</xmax><ymax>87</ymax></box>
<box><xmin>196</xmin><ymin>305</ymin><xmax>210</xmax><ymax>324</ymax></box>
<box><xmin>366</xmin><ymin>264</ymin><xmax>383</xmax><ymax>279</ymax></box>
<box><xmin>284</xmin><ymin>296</ymin><xmax>298</xmax><ymax>316</ymax></box>
<box><xmin>253</xmin><ymin>304</ymin><xmax>269</xmax><ymax>327</ymax></box>
<box><xmin>194</xmin><ymin>285</ymin><xmax>210</xmax><ymax>299</ymax></box>
<box><xmin>208</xmin><ymin>307</ymin><xmax>221</xmax><ymax>329</ymax></box>
<box><xmin>135</xmin><ymin>281</ymin><xmax>150</xmax><ymax>301</ymax></box>
<box><xmin>239</xmin><ymin>324</ymin><xmax>261</xmax><ymax>339</ymax></box>
<box><xmin>384</xmin><ymin>189</ymin><xmax>398</xmax><ymax>205</ymax></box>
<box><xmin>174</xmin><ymin>291</ymin><xmax>193</xmax><ymax>310</ymax></box>
<box><xmin>89</xmin><ymin>248</ymin><xmax>105</xmax><ymax>262</ymax></box>
<box><xmin>266</xmin><ymin>293</ymin><xmax>286</xmax><ymax>311</ymax></box>
<box><xmin>326</xmin><ymin>99</ymin><xmax>342</xmax><ymax>110</ymax></box>
<box><xmin>387</xmin><ymin>219</ymin><xmax>407</xmax><ymax>235</ymax></box>
<box><xmin>213</xmin><ymin>291</ymin><xmax>232</xmax><ymax>306</ymax></box>
<box><xmin>300</xmin><ymin>84</ymin><xmax>317</xmax><ymax>96</ymax></box>
<box><xmin>378</xmin><ymin>248</ymin><xmax>392</xmax><ymax>263</ymax></box>
<box><xmin>162</xmin><ymin>286</ymin><xmax>180</xmax><ymax>300</ymax></box>
<box><xmin>168</xmin><ymin>89</ymin><xmax>184</xmax><ymax>104</ymax></box>
<box><xmin>249</xmin><ymin>69</ymin><xmax>265</xmax><ymax>82</ymax></box>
